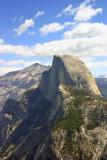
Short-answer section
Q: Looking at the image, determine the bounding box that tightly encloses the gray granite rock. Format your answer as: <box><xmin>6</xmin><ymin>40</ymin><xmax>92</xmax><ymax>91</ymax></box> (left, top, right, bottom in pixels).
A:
<box><xmin>40</xmin><ymin>55</ymin><xmax>101</xmax><ymax>101</ymax></box>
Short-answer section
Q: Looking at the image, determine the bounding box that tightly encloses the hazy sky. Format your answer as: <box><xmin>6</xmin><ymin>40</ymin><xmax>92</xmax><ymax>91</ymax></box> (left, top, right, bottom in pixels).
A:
<box><xmin>0</xmin><ymin>0</ymin><xmax>107</xmax><ymax>76</ymax></box>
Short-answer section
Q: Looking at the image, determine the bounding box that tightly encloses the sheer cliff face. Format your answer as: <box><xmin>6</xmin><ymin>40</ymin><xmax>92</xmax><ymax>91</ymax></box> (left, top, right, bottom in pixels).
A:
<box><xmin>1</xmin><ymin>55</ymin><xmax>106</xmax><ymax>160</ymax></box>
<box><xmin>40</xmin><ymin>55</ymin><xmax>101</xmax><ymax>101</ymax></box>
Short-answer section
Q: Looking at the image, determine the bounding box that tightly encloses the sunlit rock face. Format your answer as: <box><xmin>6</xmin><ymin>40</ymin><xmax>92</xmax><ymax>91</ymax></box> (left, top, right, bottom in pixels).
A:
<box><xmin>1</xmin><ymin>55</ymin><xmax>106</xmax><ymax>160</ymax></box>
<box><xmin>40</xmin><ymin>55</ymin><xmax>101</xmax><ymax>101</ymax></box>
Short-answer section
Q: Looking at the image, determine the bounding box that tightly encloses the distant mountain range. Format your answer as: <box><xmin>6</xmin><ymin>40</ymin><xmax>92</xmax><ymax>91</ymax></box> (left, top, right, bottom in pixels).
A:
<box><xmin>96</xmin><ymin>75</ymin><xmax>107</xmax><ymax>78</ymax></box>
<box><xmin>0</xmin><ymin>60</ymin><xmax>106</xmax><ymax>113</ymax></box>
<box><xmin>96</xmin><ymin>77</ymin><xmax>107</xmax><ymax>99</ymax></box>
<box><xmin>0</xmin><ymin>55</ymin><xmax>107</xmax><ymax>160</ymax></box>
<box><xmin>0</xmin><ymin>63</ymin><xmax>49</xmax><ymax>111</ymax></box>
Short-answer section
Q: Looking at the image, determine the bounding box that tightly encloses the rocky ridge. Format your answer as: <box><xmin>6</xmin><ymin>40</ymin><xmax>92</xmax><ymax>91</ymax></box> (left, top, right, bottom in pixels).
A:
<box><xmin>0</xmin><ymin>55</ymin><xmax>107</xmax><ymax>160</ymax></box>
<box><xmin>0</xmin><ymin>63</ymin><xmax>48</xmax><ymax>111</ymax></box>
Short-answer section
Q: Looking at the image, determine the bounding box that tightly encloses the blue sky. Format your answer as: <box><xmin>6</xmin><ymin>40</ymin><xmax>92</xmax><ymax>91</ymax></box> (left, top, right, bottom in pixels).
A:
<box><xmin>0</xmin><ymin>0</ymin><xmax>107</xmax><ymax>76</ymax></box>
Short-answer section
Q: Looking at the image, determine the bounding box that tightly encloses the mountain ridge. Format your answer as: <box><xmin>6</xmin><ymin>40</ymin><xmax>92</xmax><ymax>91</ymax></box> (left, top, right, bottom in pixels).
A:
<box><xmin>0</xmin><ymin>55</ymin><xmax>107</xmax><ymax>160</ymax></box>
<box><xmin>0</xmin><ymin>63</ymin><xmax>49</xmax><ymax>111</ymax></box>
<box><xmin>96</xmin><ymin>77</ymin><xmax>107</xmax><ymax>99</ymax></box>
